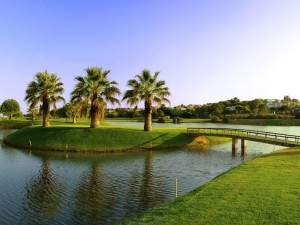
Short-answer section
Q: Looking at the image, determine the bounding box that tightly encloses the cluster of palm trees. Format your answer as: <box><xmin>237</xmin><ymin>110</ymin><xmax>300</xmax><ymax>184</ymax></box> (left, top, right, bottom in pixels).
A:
<box><xmin>25</xmin><ymin>67</ymin><xmax>171</xmax><ymax>131</ymax></box>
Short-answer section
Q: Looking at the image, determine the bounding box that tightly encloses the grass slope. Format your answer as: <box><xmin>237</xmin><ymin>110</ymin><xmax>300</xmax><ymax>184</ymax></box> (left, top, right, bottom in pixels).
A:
<box><xmin>4</xmin><ymin>126</ymin><xmax>227</xmax><ymax>152</ymax></box>
<box><xmin>122</xmin><ymin>149</ymin><xmax>300</xmax><ymax>225</ymax></box>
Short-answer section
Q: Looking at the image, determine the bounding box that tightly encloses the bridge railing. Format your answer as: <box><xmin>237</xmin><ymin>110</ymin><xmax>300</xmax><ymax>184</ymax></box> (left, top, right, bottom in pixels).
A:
<box><xmin>187</xmin><ymin>128</ymin><xmax>300</xmax><ymax>145</ymax></box>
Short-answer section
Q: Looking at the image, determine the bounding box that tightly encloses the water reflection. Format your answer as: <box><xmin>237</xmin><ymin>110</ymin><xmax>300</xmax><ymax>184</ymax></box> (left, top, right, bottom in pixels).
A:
<box><xmin>73</xmin><ymin>163</ymin><xmax>117</xmax><ymax>225</ymax></box>
<box><xmin>22</xmin><ymin>158</ymin><xmax>65</xmax><ymax>225</ymax></box>
<box><xmin>139</xmin><ymin>152</ymin><xmax>168</xmax><ymax>210</ymax></box>
<box><xmin>0</xmin><ymin>127</ymin><xmax>296</xmax><ymax>225</ymax></box>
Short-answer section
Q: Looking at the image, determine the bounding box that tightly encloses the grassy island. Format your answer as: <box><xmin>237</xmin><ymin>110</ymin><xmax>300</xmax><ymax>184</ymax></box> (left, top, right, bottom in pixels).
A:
<box><xmin>122</xmin><ymin>149</ymin><xmax>300</xmax><ymax>225</ymax></box>
<box><xmin>3</xmin><ymin>125</ymin><xmax>228</xmax><ymax>152</ymax></box>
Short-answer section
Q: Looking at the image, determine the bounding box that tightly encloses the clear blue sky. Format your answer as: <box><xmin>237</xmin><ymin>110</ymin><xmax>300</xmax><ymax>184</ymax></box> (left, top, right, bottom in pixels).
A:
<box><xmin>1</xmin><ymin>0</ymin><xmax>300</xmax><ymax>112</ymax></box>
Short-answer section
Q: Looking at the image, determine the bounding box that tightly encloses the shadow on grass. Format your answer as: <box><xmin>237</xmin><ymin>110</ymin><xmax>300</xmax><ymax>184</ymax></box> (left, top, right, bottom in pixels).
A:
<box><xmin>155</xmin><ymin>133</ymin><xmax>195</xmax><ymax>150</ymax></box>
<box><xmin>126</xmin><ymin>133</ymin><xmax>170</xmax><ymax>150</ymax></box>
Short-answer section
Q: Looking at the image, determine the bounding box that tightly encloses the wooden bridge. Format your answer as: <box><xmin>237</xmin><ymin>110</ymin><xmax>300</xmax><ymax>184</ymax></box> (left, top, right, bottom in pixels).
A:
<box><xmin>187</xmin><ymin>128</ymin><xmax>300</xmax><ymax>156</ymax></box>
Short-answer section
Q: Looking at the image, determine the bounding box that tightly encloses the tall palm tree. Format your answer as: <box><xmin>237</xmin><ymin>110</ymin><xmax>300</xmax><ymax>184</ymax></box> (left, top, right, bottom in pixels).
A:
<box><xmin>25</xmin><ymin>70</ymin><xmax>65</xmax><ymax>127</ymax></box>
<box><xmin>123</xmin><ymin>69</ymin><xmax>171</xmax><ymax>131</ymax></box>
<box><xmin>71</xmin><ymin>67</ymin><xmax>120</xmax><ymax>128</ymax></box>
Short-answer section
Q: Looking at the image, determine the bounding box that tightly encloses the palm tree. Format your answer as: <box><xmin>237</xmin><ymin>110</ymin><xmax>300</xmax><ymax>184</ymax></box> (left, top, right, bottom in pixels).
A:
<box><xmin>25</xmin><ymin>70</ymin><xmax>65</xmax><ymax>127</ymax></box>
<box><xmin>71</xmin><ymin>67</ymin><xmax>120</xmax><ymax>128</ymax></box>
<box><xmin>123</xmin><ymin>69</ymin><xmax>171</xmax><ymax>131</ymax></box>
<box><xmin>27</xmin><ymin>106</ymin><xmax>39</xmax><ymax>121</ymax></box>
<box><xmin>66</xmin><ymin>102</ymin><xmax>81</xmax><ymax>124</ymax></box>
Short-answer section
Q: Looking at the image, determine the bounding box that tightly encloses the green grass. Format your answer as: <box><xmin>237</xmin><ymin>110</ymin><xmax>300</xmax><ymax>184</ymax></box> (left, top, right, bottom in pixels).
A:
<box><xmin>228</xmin><ymin>118</ymin><xmax>300</xmax><ymax>126</ymax></box>
<box><xmin>0</xmin><ymin>118</ymin><xmax>109</xmax><ymax>129</ymax></box>
<box><xmin>0</xmin><ymin>117</ymin><xmax>209</xmax><ymax>129</ymax></box>
<box><xmin>0</xmin><ymin>119</ymin><xmax>40</xmax><ymax>128</ymax></box>
<box><xmin>122</xmin><ymin>149</ymin><xmax>300</xmax><ymax>225</ymax></box>
<box><xmin>4</xmin><ymin>126</ymin><xmax>228</xmax><ymax>152</ymax></box>
<box><xmin>106</xmin><ymin>118</ymin><xmax>210</xmax><ymax>123</ymax></box>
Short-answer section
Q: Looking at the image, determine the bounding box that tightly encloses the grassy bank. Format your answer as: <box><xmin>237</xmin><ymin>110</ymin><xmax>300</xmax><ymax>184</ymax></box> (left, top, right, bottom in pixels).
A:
<box><xmin>0</xmin><ymin>119</ymin><xmax>40</xmax><ymax>129</ymax></box>
<box><xmin>228</xmin><ymin>118</ymin><xmax>300</xmax><ymax>126</ymax></box>
<box><xmin>2</xmin><ymin>118</ymin><xmax>300</xmax><ymax>130</ymax></box>
<box><xmin>122</xmin><ymin>149</ymin><xmax>300</xmax><ymax>225</ymax></box>
<box><xmin>0</xmin><ymin>117</ymin><xmax>210</xmax><ymax>129</ymax></box>
<box><xmin>3</xmin><ymin>126</ymin><xmax>229</xmax><ymax>152</ymax></box>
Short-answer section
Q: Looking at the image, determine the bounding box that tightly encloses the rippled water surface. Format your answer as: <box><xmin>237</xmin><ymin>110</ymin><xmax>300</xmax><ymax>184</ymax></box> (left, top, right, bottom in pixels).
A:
<box><xmin>0</xmin><ymin>124</ymin><xmax>297</xmax><ymax>224</ymax></box>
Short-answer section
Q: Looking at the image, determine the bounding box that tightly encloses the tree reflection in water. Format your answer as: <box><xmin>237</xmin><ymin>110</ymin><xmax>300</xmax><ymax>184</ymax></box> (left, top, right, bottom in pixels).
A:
<box><xmin>22</xmin><ymin>159</ymin><xmax>64</xmax><ymax>224</ymax></box>
<box><xmin>73</xmin><ymin>163</ymin><xmax>117</xmax><ymax>225</ymax></box>
<box><xmin>124</xmin><ymin>152</ymin><xmax>168</xmax><ymax>219</ymax></box>
<box><xmin>138</xmin><ymin>152</ymin><xmax>168</xmax><ymax>209</ymax></box>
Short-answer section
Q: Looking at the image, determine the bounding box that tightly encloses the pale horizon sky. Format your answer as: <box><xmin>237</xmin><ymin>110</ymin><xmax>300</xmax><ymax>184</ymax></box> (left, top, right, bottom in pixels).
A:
<box><xmin>1</xmin><ymin>0</ymin><xmax>300</xmax><ymax>112</ymax></box>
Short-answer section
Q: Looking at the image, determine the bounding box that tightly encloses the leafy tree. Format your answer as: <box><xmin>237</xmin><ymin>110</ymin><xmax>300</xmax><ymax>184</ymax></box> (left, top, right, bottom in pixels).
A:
<box><xmin>24</xmin><ymin>70</ymin><xmax>65</xmax><ymax>127</ymax></box>
<box><xmin>66</xmin><ymin>102</ymin><xmax>81</xmax><ymax>123</ymax></box>
<box><xmin>56</xmin><ymin>104</ymin><xmax>68</xmax><ymax>119</ymax></box>
<box><xmin>281</xmin><ymin>95</ymin><xmax>291</xmax><ymax>108</ymax></box>
<box><xmin>249</xmin><ymin>99</ymin><xmax>265</xmax><ymax>115</ymax></box>
<box><xmin>123</xmin><ymin>69</ymin><xmax>171</xmax><ymax>131</ymax></box>
<box><xmin>291</xmin><ymin>98</ymin><xmax>299</xmax><ymax>108</ymax></box>
<box><xmin>71</xmin><ymin>67</ymin><xmax>120</xmax><ymax>128</ymax></box>
<box><xmin>195</xmin><ymin>104</ymin><xmax>210</xmax><ymax>118</ymax></box>
<box><xmin>0</xmin><ymin>99</ymin><xmax>21</xmax><ymax>119</ymax></box>
<box><xmin>236</xmin><ymin>105</ymin><xmax>251</xmax><ymax>113</ymax></box>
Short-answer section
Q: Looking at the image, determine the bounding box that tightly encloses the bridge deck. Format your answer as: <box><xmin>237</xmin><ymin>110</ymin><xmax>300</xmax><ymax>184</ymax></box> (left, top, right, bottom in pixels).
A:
<box><xmin>187</xmin><ymin>128</ymin><xmax>300</xmax><ymax>147</ymax></box>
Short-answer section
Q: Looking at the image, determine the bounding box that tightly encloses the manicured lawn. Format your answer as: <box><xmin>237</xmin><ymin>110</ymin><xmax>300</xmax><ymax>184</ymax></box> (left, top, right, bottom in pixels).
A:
<box><xmin>0</xmin><ymin>118</ymin><xmax>109</xmax><ymax>129</ymax></box>
<box><xmin>0</xmin><ymin>119</ymin><xmax>40</xmax><ymax>128</ymax></box>
<box><xmin>229</xmin><ymin>118</ymin><xmax>300</xmax><ymax>126</ymax></box>
<box><xmin>122</xmin><ymin>149</ymin><xmax>300</xmax><ymax>225</ymax></box>
<box><xmin>106</xmin><ymin>117</ymin><xmax>210</xmax><ymax>123</ymax></box>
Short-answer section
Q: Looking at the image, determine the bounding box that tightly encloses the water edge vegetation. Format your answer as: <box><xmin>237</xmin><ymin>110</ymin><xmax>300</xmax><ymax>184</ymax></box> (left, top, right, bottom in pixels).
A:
<box><xmin>121</xmin><ymin>148</ymin><xmax>300</xmax><ymax>225</ymax></box>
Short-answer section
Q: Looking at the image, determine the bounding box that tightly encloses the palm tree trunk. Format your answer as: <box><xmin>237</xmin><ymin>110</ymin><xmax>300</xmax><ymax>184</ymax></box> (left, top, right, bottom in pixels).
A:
<box><xmin>42</xmin><ymin>98</ymin><xmax>50</xmax><ymax>127</ymax></box>
<box><xmin>144</xmin><ymin>100</ymin><xmax>152</xmax><ymax>131</ymax></box>
<box><xmin>90</xmin><ymin>105</ymin><xmax>100</xmax><ymax>128</ymax></box>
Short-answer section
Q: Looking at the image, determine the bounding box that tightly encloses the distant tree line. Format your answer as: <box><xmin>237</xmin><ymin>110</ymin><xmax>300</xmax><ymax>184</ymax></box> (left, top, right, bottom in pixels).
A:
<box><xmin>2</xmin><ymin>70</ymin><xmax>300</xmax><ymax>126</ymax></box>
<box><xmin>3</xmin><ymin>94</ymin><xmax>300</xmax><ymax>123</ymax></box>
<box><xmin>54</xmin><ymin>95</ymin><xmax>300</xmax><ymax>122</ymax></box>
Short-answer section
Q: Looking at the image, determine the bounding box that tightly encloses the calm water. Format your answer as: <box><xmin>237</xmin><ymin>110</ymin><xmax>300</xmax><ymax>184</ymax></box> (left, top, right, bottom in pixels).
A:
<box><xmin>0</xmin><ymin>123</ymin><xmax>297</xmax><ymax>225</ymax></box>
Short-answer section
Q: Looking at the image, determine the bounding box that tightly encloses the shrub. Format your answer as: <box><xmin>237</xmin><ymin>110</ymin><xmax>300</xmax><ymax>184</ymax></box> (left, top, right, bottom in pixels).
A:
<box><xmin>210</xmin><ymin>116</ymin><xmax>221</xmax><ymax>123</ymax></box>
<box><xmin>222</xmin><ymin>117</ymin><xmax>230</xmax><ymax>123</ymax></box>
<box><xmin>157</xmin><ymin>117</ymin><xmax>166</xmax><ymax>123</ymax></box>
<box><xmin>173</xmin><ymin>117</ymin><xmax>183</xmax><ymax>123</ymax></box>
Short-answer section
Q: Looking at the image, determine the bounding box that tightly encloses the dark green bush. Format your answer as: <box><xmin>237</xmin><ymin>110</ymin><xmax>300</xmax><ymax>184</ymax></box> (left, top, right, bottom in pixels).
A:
<box><xmin>210</xmin><ymin>116</ymin><xmax>221</xmax><ymax>123</ymax></box>
<box><xmin>157</xmin><ymin>117</ymin><xmax>166</xmax><ymax>123</ymax></box>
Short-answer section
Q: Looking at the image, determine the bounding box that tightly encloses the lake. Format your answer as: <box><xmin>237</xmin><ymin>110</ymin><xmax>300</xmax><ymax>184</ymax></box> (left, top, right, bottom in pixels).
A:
<box><xmin>0</xmin><ymin>123</ymin><xmax>297</xmax><ymax>224</ymax></box>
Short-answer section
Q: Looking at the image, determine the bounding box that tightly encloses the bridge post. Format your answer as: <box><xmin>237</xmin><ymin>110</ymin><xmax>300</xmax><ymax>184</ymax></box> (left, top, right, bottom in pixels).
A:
<box><xmin>241</xmin><ymin>139</ymin><xmax>247</xmax><ymax>156</ymax></box>
<box><xmin>232</xmin><ymin>138</ymin><xmax>238</xmax><ymax>156</ymax></box>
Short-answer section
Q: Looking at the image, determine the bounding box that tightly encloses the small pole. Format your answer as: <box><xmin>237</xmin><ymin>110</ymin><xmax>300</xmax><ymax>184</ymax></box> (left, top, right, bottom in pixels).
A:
<box><xmin>175</xmin><ymin>177</ymin><xmax>178</xmax><ymax>198</ymax></box>
<box><xmin>29</xmin><ymin>140</ymin><xmax>32</xmax><ymax>148</ymax></box>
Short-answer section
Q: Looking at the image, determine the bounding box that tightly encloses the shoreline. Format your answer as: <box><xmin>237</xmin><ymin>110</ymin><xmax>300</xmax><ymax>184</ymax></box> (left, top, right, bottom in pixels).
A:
<box><xmin>3</xmin><ymin>126</ymin><xmax>227</xmax><ymax>153</ymax></box>
<box><xmin>121</xmin><ymin>148</ymin><xmax>300</xmax><ymax>224</ymax></box>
